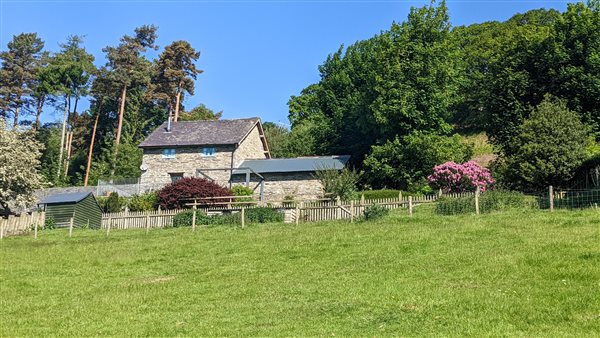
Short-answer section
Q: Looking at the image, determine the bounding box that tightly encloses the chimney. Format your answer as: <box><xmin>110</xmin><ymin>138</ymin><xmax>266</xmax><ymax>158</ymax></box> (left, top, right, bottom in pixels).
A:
<box><xmin>166</xmin><ymin>113</ymin><xmax>172</xmax><ymax>132</ymax></box>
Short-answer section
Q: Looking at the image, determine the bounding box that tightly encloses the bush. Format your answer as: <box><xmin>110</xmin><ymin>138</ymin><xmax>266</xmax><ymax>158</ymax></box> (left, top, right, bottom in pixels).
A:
<box><xmin>363</xmin><ymin>132</ymin><xmax>473</xmax><ymax>191</ymax></box>
<box><xmin>435</xmin><ymin>190</ymin><xmax>534</xmax><ymax>215</ymax></box>
<box><xmin>105</xmin><ymin>192</ymin><xmax>122</xmax><ymax>213</ymax></box>
<box><xmin>172</xmin><ymin>207</ymin><xmax>284</xmax><ymax>227</ymax></box>
<box><xmin>314</xmin><ymin>167</ymin><xmax>359</xmax><ymax>200</ymax></box>
<box><xmin>44</xmin><ymin>216</ymin><xmax>55</xmax><ymax>230</ymax></box>
<box><xmin>231</xmin><ymin>185</ymin><xmax>254</xmax><ymax>203</ymax></box>
<box><xmin>128</xmin><ymin>192</ymin><xmax>158</xmax><ymax>211</ymax></box>
<box><xmin>157</xmin><ymin>177</ymin><xmax>232</xmax><ymax>210</ymax></box>
<box><xmin>363</xmin><ymin>204</ymin><xmax>389</xmax><ymax>221</ymax></box>
<box><xmin>428</xmin><ymin>161</ymin><xmax>495</xmax><ymax>193</ymax></box>
<box><xmin>173</xmin><ymin>210</ymin><xmax>239</xmax><ymax>227</ymax></box>
<box><xmin>358</xmin><ymin>189</ymin><xmax>427</xmax><ymax>200</ymax></box>
<box><xmin>497</xmin><ymin>95</ymin><xmax>590</xmax><ymax>191</ymax></box>
<box><xmin>245</xmin><ymin>207</ymin><xmax>284</xmax><ymax>223</ymax></box>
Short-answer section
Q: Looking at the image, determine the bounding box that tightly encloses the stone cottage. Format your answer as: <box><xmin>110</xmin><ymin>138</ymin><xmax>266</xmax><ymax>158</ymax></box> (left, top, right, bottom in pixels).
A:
<box><xmin>138</xmin><ymin>118</ymin><xmax>350</xmax><ymax>200</ymax></box>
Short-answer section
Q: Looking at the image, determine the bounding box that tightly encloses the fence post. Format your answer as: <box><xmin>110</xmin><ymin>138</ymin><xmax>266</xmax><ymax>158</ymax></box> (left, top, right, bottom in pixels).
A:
<box><xmin>295</xmin><ymin>202</ymin><xmax>300</xmax><ymax>226</ymax></box>
<box><xmin>241</xmin><ymin>207</ymin><xmax>245</xmax><ymax>228</ymax></box>
<box><xmin>350</xmin><ymin>200</ymin><xmax>354</xmax><ymax>223</ymax></box>
<box><xmin>34</xmin><ymin>218</ymin><xmax>38</xmax><ymax>239</ymax></box>
<box><xmin>124</xmin><ymin>207</ymin><xmax>129</xmax><ymax>229</ymax></box>
<box><xmin>408</xmin><ymin>196</ymin><xmax>413</xmax><ymax>216</ymax></box>
<box><xmin>438</xmin><ymin>189</ymin><xmax>443</xmax><ymax>199</ymax></box>
<box><xmin>1</xmin><ymin>219</ymin><xmax>4</xmax><ymax>239</ymax></box>
<box><xmin>146</xmin><ymin>215</ymin><xmax>150</xmax><ymax>234</ymax></box>
<box><xmin>192</xmin><ymin>204</ymin><xmax>197</xmax><ymax>232</ymax></box>
<box><xmin>336</xmin><ymin>196</ymin><xmax>341</xmax><ymax>220</ymax></box>
<box><xmin>398</xmin><ymin>191</ymin><xmax>402</xmax><ymax>201</ymax></box>
<box><xmin>106</xmin><ymin>217</ymin><xmax>111</xmax><ymax>236</ymax></box>
<box><xmin>69</xmin><ymin>217</ymin><xmax>74</xmax><ymax>237</ymax></box>
<box><xmin>549</xmin><ymin>185</ymin><xmax>554</xmax><ymax>212</ymax></box>
<box><xmin>475</xmin><ymin>186</ymin><xmax>480</xmax><ymax>215</ymax></box>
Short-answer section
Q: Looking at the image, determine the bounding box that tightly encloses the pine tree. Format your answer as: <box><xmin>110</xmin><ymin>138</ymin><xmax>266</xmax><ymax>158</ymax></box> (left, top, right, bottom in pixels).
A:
<box><xmin>153</xmin><ymin>40</ymin><xmax>202</xmax><ymax>122</ymax></box>
<box><xmin>0</xmin><ymin>33</ymin><xmax>45</xmax><ymax>128</ymax></box>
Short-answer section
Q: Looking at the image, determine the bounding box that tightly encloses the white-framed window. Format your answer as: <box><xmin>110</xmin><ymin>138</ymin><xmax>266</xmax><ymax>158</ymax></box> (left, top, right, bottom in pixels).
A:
<box><xmin>201</xmin><ymin>147</ymin><xmax>216</xmax><ymax>157</ymax></box>
<box><xmin>169</xmin><ymin>172</ymin><xmax>184</xmax><ymax>183</ymax></box>
<box><xmin>162</xmin><ymin>148</ymin><xmax>176</xmax><ymax>159</ymax></box>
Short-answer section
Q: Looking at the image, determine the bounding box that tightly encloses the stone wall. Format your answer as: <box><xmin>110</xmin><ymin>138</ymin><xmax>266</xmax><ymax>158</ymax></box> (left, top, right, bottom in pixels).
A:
<box><xmin>140</xmin><ymin>145</ymin><xmax>235</xmax><ymax>188</ymax></box>
<box><xmin>232</xmin><ymin>172</ymin><xmax>323</xmax><ymax>201</ymax></box>
<box><xmin>234</xmin><ymin>125</ymin><xmax>267</xmax><ymax>165</ymax></box>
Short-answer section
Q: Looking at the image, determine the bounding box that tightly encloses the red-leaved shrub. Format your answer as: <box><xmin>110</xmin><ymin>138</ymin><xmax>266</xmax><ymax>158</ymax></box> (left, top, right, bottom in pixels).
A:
<box><xmin>157</xmin><ymin>177</ymin><xmax>232</xmax><ymax>210</ymax></box>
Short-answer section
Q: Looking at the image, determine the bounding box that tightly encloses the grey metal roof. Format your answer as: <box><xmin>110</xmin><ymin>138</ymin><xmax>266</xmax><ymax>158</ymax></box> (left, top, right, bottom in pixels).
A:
<box><xmin>233</xmin><ymin>156</ymin><xmax>350</xmax><ymax>174</ymax></box>
<box><xmin>139</xmin><ymin>118</ymin><xmax>260</xmax><ymax>148</ymax></box>
<box><xmin>40</xmin><ymin>192</ymin><xmax>93</xmax><ymax>204</ymax></box>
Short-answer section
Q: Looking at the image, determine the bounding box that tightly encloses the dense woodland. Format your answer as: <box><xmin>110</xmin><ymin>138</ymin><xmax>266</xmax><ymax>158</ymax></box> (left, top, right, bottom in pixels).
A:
<box><xmin>1</xmin><ymin>0</ymin><xmax>599</xmax><ymax>206</ymax></box>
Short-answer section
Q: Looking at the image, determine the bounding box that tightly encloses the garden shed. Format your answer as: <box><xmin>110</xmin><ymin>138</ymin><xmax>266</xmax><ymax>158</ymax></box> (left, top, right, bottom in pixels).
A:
<box><xmin>40</xmin><ymin>192</ymin><xmax>102</xmax><ymax>229</ymax></box>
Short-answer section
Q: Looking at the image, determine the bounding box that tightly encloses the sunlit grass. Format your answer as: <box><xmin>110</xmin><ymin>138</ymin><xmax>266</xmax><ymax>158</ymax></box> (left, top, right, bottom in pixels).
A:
<box><xmin>1</xmin><ymin>208</ymin><xmax>599</xmax><ymax>336</ymax></box>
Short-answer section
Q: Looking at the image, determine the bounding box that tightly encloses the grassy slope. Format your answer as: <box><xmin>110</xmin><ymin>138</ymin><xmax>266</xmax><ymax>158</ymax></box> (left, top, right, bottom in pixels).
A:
<box><xmin>1</xmin><ymin>209</ymin><xmax>599</xmax><ymax>337</ymax></box>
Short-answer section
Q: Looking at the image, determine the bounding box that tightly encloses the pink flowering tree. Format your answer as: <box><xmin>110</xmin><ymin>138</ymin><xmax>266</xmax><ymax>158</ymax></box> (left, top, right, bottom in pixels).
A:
<box><xmin>428</xmin><ymin>161</ymin><xmax>495</xmax><ymax>193</ymax></box>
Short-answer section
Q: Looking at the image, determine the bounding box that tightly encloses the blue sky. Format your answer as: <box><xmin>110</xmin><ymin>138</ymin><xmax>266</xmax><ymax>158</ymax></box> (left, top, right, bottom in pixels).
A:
<box><xmin>1</xmin><ymin>0</ymin><xmax>569</xmax><ymax>126</ymax></box>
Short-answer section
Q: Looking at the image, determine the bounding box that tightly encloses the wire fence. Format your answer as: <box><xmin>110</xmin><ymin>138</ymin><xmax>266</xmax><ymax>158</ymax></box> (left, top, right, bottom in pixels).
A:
<box><xmin>435</xmin><ymin>187</ymin><xmax>600</xmax><ymax>215</ymax></box>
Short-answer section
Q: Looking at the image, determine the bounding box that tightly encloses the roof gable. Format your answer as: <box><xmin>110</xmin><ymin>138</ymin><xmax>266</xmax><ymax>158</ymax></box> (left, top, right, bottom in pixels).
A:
<box><xmin>139</xmin><ymin>118</ymin><xmax>260</xmax><ymax>148</ymax></box>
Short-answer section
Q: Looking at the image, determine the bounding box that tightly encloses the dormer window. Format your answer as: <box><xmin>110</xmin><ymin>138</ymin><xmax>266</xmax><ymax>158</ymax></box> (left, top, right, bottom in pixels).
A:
<box><xmin>201</xmin><ymin>147</ymin><xmax>216</xmax><ymax>157</ymax></box>
<box><xmin>162</xmin><ymin>148</ymin><xmax>176</xmax><ymax>159</ymax></box>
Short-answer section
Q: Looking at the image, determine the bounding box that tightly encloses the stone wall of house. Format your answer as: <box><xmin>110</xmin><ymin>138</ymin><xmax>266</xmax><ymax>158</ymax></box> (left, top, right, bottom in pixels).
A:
<box><xmin>234</xmin><ymin>125</ymin><xmax>267</xmax><ymax>166</ymax></box>
<box><xmin>139</xmin><ymin>125</ymin><xmax>267</xmax><ymax>190</ymax></box>
<box><xmin>232</xmin><ymin>172</ymin><xmax>323</xmax><ymax>201</ymax></box>
<box><xmin>140</xmin><ymin>145</ymin><xmax>235</xmax><ymax>188</ymax></box>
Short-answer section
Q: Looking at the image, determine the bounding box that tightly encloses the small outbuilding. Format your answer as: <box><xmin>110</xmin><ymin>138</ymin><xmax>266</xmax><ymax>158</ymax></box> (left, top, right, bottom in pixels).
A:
<box><xmin>40</xmin><ymin>192</ymin><xmax>102</xmax><ymax>229</ymax></box>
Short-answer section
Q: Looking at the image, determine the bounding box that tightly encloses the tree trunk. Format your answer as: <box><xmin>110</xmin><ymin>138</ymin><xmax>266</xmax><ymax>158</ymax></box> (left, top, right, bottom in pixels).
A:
<box><xmin>34</xmin><ymin>94</ymin><xmax>45</xmax><ymax>131</ymax></box>
<box><xmin>173</xmin><ymin>81</ymin><xmax>183</xmax><ymax>122</ymax></box>
<box><xmin>64</xmin><ymin>96</ymin><xmax>79</xmax><ymax>177</ymax></box>
<box><xmin>115</xmin><ymin>86</ymin><xmax>127</xmax><ymax>146</ymax></box>
<box><xmin>84</xmin><ymin>114</ymin><xmax>100</xmax><ymax>187</ymax></box>
<box><xmin>57</xmin><ymin>97</ymin><xmax>69</xmax><ymax>179</ymax></box>
<box><xmin>64</xmin><ymin>131</ymin><xmax>73</xmax><ymax>177</ymax></box>
<box><xmin>12</xmin><ymin>105</ymin><xmax>20</xmax><ymax>129</ymax></box>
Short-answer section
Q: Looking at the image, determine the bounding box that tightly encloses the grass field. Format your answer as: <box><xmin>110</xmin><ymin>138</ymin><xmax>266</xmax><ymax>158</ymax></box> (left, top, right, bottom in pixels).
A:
<box><xmin>1</xmin><ymin>208</ymin><xmax>599</xmax><ymax>336</ymax></box>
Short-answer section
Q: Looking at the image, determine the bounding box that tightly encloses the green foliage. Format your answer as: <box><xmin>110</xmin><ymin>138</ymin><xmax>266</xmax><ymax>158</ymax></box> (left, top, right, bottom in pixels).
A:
<box><xmin>244</xmin><ymin>208</ymin><xmax>284</xmax><ymax>223</ymax></box>
<box><xmin>314</xmin><ymin>167</ymin><xmax>359</xmax><ymax>200</ymax></box>
<box><xmin>363</xmin><ymin>132</ymin><xmax>473</xmax><ymax>191</ymax></box>
<box><xmin>127</xmin><ymin>192</ymin><xmax>157</xmax><ymax>212</ymax></box>
<box><xmin>362</xmin><ymin>204</ymin><xmax>389</xmax><ymax>221</ymax></box>
<box><xmin>288</xmin><ymin>1</ymin><xmax>455</xmax><ymax>163</ymax></box>
<box><xmin>497</xmin><ymin>96</ymin><xmax>590</xmax><ymax>190</ymax></box>
<box><xmin>435</xmin><ymin>190</ymin><xmax>536</xmax><ymax>215</ymax></box>
<box><xmin>178</xmin><ymin>104</ymin><xmax>222</xmax><ymax>121</ymax></box>
<box><xmin>0</xmin><ymin>33</ymin><xmax>45</xmax><ymax>127</ymax></box>
<box><xmin>43</xmin><ymin>216</ymin><xmax>56</xmax><ymax>230</ymax></box>
<box><xmin>358</xmin><ymin>189</ymin><xmax>423</xmax><ymax>200</ymax></box>
<box><xmin>171</xmin><ymin>207</ymin><xmax>284</xmax><ymax>227</ymax></box>
<box><xmin>152</xmin><ymin>40</ymin><xmax>203</xmax><ymax>118</ymax></box>
<box><xmin>231</xmin><ymin>185</ymin><xmax>254</xmax><ymax>203</ymax></box>
<box><xmin>105</xmin><ymin>192</ymin><xmax>121</xmax><ymax>213</ymax></box>
<box><xmin>262</xmin><ymin>121</ymin><xmax>317</xmax><ymax>158</ymax></box>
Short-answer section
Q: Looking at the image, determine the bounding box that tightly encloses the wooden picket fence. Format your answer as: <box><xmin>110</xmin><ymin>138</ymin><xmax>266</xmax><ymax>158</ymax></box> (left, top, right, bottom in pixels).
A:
<box><xmin>0</xmin><ymin>212</ymin><xmax>45</xmax><ymax>238</ymax></box>
<box><xmin>95</xmin><ymin>192</ymin><xmax>477</xmax><ymax>231</ymax></box>
<box><xmin>101</xmin><ymin>209</ymin><xmax>185</xmax><ymax>230</ymax></box>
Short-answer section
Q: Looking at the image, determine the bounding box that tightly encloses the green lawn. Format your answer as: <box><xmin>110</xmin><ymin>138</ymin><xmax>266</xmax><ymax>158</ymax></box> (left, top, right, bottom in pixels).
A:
<box><xmin>1</xmin><ymin>208</ymin><xmax>599</xmax><ymax>336</ymax></box>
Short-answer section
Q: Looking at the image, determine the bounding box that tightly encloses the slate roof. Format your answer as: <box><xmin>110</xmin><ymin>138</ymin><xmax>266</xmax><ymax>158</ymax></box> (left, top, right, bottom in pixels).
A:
<box><xmin>232</xmin><ymin>156</ymin><xmax>350</xmax><ymax>174</ymax></box>
<box><xmin>40</xmin><ymin>192</ymin><xmax>93</xmax><ymax>204</ymax></box>
<box><xmin>139</xmin><ymin>118</ymin><xmax>260</xmax><ymax>148</ymax></box>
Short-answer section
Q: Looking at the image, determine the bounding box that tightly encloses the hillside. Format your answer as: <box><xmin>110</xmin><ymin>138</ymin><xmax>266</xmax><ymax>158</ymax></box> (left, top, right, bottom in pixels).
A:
<box><xmin>1</xmin><ymin>209</ymin><xmax>599</xmax><ymax>336</ymax></box>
